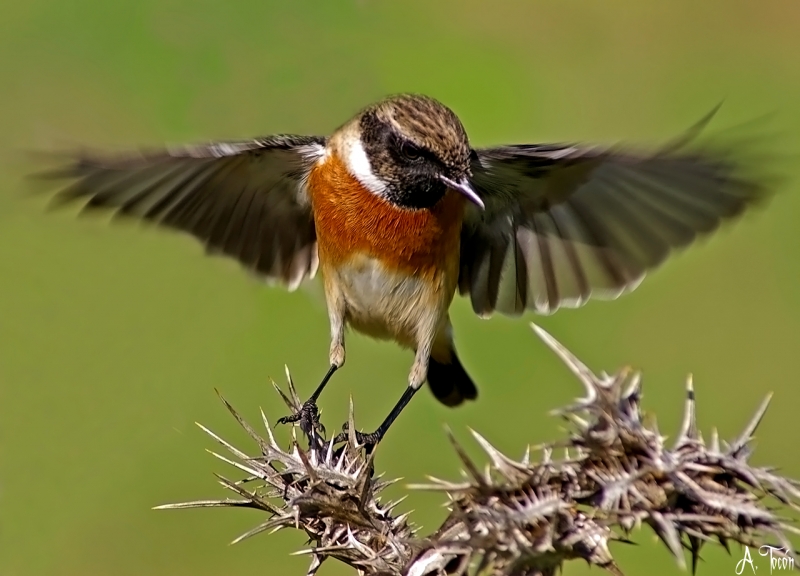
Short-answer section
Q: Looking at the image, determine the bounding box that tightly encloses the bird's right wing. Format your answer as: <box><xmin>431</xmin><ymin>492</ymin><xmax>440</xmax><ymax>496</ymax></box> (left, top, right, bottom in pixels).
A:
<box><xmin>35</xmin><ymin>135</ymin><xmax>327</xmax><ymax>290</ymax></box>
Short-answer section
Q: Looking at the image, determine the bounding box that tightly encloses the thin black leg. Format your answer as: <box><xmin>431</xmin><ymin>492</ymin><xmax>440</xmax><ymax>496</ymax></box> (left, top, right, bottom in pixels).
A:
<box><xmin>277</xmin><ymin>364</ymin><xmax>340</xmax><ymax>443</ymax></box>
<box><xmin>310</xmin><ymin>364</ymin><xmax>338</xmax><ymax>402</ymax></box>
<box><xmin>335</xmin><ymin>384</ymin><xmax>420</xmax><ymax>448</ymax></box>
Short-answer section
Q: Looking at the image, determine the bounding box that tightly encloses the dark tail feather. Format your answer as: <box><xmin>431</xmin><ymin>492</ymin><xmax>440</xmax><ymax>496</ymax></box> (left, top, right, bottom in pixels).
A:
<box><xmin>427</xmin><ymin>351</ymin><xmax>478</xmax><ymax>407</ymax></box>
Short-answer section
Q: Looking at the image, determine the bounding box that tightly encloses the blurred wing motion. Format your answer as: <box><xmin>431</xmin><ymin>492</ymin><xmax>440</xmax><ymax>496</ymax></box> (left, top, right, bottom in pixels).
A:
<box><xmin>36</xmin><ymin>135</ymin><xmax>326</xmax><ymax>289</ymax></box>
<box><xmin>461</xmin><ymin>120</ymin><xmax>771</xmax><ymax>317</ymax></box>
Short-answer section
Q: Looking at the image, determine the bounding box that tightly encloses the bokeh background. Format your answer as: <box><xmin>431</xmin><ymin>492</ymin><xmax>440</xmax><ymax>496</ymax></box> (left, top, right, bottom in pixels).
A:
<box><xmin>2</xmin><ymin>1</ymin><xmax>799</xmax><ymax>575</ymax></box>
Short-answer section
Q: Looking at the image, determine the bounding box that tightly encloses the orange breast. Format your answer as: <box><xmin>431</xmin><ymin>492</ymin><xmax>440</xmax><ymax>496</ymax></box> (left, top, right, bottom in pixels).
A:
<box><xmin>307</xmin><ymin>152</ymin><xmax>465</xmax><ymax>278</ymax></box>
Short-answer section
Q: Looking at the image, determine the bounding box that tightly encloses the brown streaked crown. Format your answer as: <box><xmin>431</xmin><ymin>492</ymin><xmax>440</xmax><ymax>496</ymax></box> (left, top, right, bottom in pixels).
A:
<box><xmin>357</xmin><ymin>94</ymin><xmax>472</xmax><ymax>210</ymax></box>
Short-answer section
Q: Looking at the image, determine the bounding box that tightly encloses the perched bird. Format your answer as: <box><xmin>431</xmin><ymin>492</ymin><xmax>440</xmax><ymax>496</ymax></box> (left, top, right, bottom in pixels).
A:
<box><xmin>38</xmin><ymin>94</ymin><xmax>769</xmax><ymax>445</ymax></box>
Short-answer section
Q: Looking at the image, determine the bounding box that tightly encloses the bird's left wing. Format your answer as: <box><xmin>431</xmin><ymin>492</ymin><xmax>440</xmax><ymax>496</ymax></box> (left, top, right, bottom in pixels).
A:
<box><xmin>36</xmin><ymin>135</ymin><xmax>326</xmax><ymax>289</ymax></box>
<box><xmin>460</xmin><ymin>131</ymin><xmax>770</xmax><ymax>317</ymax></box>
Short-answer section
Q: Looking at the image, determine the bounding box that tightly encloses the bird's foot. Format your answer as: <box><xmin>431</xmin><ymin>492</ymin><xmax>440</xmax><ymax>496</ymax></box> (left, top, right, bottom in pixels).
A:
<box><xmin>334</xmin><ymin>420</ymin><xmax>381</xmax><ymax>452</ymax></box>
<box><xmin>277</xmin><ymin>399</ymin><xmax>326</xmax><ymax>441</ymax></box>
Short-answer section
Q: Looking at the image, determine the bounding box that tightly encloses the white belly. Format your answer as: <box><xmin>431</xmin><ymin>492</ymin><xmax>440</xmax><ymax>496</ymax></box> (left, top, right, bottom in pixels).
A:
<box><xmin>331</xmin><ymin>256</ymin><xmax>444</xmax><ymax>349</ymax></box>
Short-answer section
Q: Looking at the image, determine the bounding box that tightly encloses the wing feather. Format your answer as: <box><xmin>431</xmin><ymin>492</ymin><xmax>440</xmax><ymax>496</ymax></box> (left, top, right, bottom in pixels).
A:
<box><xmin>36</xmin><ymin>135</ymin><xmax>326</xmax><ymax>289</ymax></box>
<box><xmin>461</xmin><ymin>115</ymin><xmax>771</xmax><ymax>316</ymax></box>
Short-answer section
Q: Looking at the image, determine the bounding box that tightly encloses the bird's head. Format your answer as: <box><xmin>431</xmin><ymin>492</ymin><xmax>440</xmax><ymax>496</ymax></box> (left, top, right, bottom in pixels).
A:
<box><xmin>334</xmin><ymin>94</ymin><xmax>483</xmax><ymax>210</ymax></box>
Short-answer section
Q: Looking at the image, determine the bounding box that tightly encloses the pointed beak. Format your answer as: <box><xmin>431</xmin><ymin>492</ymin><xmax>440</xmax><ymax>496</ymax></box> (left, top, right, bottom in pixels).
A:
<box><xmin>439</xmin><ymin>175</ymin><xmax>485</xmax><ymax>210</ymax></box>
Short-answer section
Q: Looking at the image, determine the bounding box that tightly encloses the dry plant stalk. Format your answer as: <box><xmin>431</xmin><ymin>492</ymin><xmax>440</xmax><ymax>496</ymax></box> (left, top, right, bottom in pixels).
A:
<box><xmin>156</xmin><ymin>324</ymin><xmax>800</xmax><ymax>575</ymax></box>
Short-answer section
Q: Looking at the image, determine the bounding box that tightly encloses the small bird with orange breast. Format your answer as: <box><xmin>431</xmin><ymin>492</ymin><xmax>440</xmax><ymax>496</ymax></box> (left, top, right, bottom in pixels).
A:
<box><xmin>40</xmin><ymin>94</ymin><xmax>770</xmax><ymax>445</ymax></box>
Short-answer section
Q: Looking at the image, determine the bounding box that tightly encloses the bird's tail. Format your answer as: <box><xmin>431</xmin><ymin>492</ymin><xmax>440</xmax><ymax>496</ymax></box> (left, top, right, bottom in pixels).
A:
<box><xmin>427</xmin><ymin>347</ymin><xmax>478</xmax><ymax>407</ymax></box>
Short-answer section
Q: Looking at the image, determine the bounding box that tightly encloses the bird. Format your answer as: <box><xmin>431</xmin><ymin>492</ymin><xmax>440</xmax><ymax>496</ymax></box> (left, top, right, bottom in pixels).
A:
<box><xmin>36</xmin><ymin>93</ymin><xmax>770</xmax><ymax>446</ymax></box>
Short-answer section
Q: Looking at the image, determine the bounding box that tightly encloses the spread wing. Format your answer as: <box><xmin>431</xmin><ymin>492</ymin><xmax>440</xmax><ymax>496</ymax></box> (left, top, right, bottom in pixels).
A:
<box><xmin>460</xmin><ymin>129</ymin><xmax>770</xmax><ymax>317</ymax></box>
<box><xmin>36</xmin><ymin>135</ymin><xmax>326</xmax><ymax>289</ymax></box>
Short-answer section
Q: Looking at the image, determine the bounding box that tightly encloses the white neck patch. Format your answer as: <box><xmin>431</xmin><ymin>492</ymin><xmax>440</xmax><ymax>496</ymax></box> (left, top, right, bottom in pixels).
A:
<box><xmin>343</xmin><ymin>139</ymin><xmax>387</xmax><ymax>196</ymax></box>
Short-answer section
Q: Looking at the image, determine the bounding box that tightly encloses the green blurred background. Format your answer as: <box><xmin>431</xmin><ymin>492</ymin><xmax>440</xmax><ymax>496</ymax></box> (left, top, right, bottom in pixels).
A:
<box><xmin>1</xmin><ymin>1</ymin><xmax>799</xmax><ymax>574</ymax></box>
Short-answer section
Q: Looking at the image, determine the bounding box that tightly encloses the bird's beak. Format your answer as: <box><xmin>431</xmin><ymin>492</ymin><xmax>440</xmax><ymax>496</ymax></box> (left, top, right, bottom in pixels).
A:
<box><xmin>439</xmin><ymin>175</ymin><xmax>485</xmax><ymax>210</ymax></box>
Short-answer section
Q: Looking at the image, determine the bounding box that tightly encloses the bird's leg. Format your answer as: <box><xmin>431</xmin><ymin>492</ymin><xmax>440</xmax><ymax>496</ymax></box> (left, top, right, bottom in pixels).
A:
<box><xmin>336</xmin><ymin>340</ymin><xmax>430</xmax><ymax>450</ymax></box>
<box><xmin>338</xmin><ymin>385</ymin><xmax>421</xmax><ymax>450</ymax></box>
<box><xmin>276</xmin><ymin>364</ymin><xmax>337</xmax><ymax>435</ymax></box>
<box><xmin>277</xmin><ymin>299</ymin><xmax>346</xmax><ymax>443</ymax></box>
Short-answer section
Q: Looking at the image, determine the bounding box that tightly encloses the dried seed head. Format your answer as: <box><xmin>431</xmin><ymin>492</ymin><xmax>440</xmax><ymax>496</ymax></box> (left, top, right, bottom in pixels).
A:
<box><xmin>156</xmin><ymin>376</ymin><xmax>415</xmax><ymax>575</ymax></box>
<box><xmin>157</xmin><ymin>324</ymin><xmax>800</xmax><ymax>576</ymax></box>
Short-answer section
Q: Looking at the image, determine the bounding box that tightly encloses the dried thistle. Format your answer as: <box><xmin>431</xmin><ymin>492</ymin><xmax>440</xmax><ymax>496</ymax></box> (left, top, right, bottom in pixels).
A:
<box><xmin>156</xmin><ymin>324</ymin><xmax>800</xmax><ymax>575</ymax></box>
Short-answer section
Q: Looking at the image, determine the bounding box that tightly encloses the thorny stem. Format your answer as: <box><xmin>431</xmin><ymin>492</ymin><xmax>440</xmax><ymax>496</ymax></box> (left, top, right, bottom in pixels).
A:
<box><xmin>155</xmin><ymin>324</ymin><xmax>800</xmax><ymax>576</ymax></box>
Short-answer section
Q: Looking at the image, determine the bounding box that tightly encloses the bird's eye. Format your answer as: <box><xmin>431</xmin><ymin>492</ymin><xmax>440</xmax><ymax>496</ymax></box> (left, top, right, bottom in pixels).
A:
<box><xmin>400</xmin><ymin>142</ymin><xmax>422</xmax><ymax>162</ymax></box>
